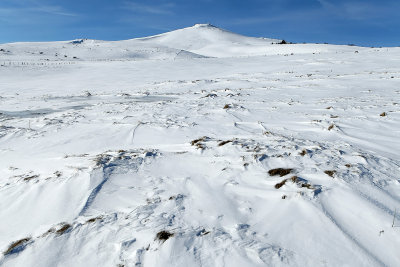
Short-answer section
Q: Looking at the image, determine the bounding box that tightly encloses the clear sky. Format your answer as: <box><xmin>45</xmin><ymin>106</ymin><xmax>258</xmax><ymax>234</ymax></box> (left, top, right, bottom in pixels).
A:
<box><xmin>1</xmin><ymin>0</ymin><xmax>399</xmax><ymax>46</ymax></box>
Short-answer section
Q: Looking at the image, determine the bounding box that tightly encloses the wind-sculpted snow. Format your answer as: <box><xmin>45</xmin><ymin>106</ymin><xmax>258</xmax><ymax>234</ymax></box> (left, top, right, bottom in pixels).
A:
<box><xmin>0</xmin><ymin>25</ymin><xmax>400</xmax><ymax>266</ymax></box>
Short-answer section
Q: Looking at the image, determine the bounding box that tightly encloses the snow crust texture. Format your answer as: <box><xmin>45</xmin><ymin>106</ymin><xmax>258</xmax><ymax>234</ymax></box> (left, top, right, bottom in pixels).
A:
<box><xmin>0</xmin><ymin>25</ymin><xmax>400</xmax><ymax>267</ymax></box>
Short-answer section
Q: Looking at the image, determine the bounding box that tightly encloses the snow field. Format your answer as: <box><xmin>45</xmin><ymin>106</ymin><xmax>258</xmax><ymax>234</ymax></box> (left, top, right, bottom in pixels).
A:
<box><xmin>0</xmin><ymin>25</ymin><xmax>400</xmax><ymax>266</ymax></box>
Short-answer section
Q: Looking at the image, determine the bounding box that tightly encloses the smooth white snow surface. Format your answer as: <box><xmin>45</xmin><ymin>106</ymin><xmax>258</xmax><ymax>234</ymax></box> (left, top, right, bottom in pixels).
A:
<box><xmin>0</xmin><ymin>24</ymin><xmax>400</xmax><ymax>267</ymax></box>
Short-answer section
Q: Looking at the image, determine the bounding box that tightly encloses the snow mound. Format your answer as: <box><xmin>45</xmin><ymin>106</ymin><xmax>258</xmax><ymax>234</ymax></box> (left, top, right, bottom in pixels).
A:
<box><xmin>138</xmin><ymin>24</ymin><xmax>280</xmax><ymax>57</ymax></box>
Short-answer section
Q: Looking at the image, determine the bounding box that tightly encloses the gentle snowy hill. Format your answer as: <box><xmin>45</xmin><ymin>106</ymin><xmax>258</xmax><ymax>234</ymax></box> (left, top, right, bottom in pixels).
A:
<box><xmin>137</xmin><ymin>23</ymin><xmax>280</xmax><ymax>57</ymax></box>
<box><xmin>0</xmin><ymin>25</ymin><xmax>400</xmax><ymax>267</ymax></box>
<box><xmin>0</xmin><ymin>24</ymin><xmax>365</xmax><ymax>62</ymax></box>
<box><xmin>0</xmin><ymin>38</ymin><xmax>206</xmax><ymax>62</ymax></box>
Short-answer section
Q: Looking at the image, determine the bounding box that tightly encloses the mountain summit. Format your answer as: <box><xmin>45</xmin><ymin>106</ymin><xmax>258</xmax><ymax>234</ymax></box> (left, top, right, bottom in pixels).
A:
<box><xmin>139</xmin><ymin>24</ymin><xmax>279</xmax><ymax>57</ymax></box>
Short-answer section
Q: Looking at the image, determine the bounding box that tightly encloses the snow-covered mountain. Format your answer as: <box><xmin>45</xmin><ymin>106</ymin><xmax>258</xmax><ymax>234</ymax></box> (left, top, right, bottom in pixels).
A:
<box><xmin>0</xmin><ymin>23</ymin><xmax>362</xmax><ymax>62</ymax></box>
<box><xmin>137</xmin><ymin>23</ymin><xmax>280</xmax><ymax>57</ymax></box>
<box><xmin>0</xmin><ymin>25</ymin><xmax>399</xmax><ymax>267</ymax></box>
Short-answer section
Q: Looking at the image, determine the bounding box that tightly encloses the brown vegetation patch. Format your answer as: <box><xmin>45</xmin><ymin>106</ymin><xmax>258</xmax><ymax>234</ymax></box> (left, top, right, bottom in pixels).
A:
<box><xmin>268</xmin><ymin>168</ymin><xmax>293</xmax><ymax>177</ymax></box>
<box><xmin>156</xmin><ymin>231</ymin><xmax>174</xmax><ymax>243</ymax></box>
<box><xmin>41</xmin><ymin>228</ymin><xmax>56</xmax><ymax>238</ymax></box>
<box><xmin>56</xmin><ymin>223</ymin><xmax>71</xmax><ymax>235</ymax></box>
<box><xmin>12</xmin><ymin>173</ymin><xmax>40</xmax><ymax>182</ymax></box>
<box><xmin>195</xmin><ymin>143</ymin><xmax>205</xmax><ymax>149</ymax></box>
<box><xmin>301</xmin><ymin>183</ymin><xmax>314</xmax><ymax>189</ymax></box>
<box><xmin>328</xmin><ymin>124</ymin><xmax>335</xmax><ymax>131</ymax></box>
<box><xmin>4</xmin><ymin>237</ymin><xmax>31</xmax><ymax>256</ymax></box>
<box><xmin>218</xmin><ymin>140</ymin><xmax>232</xmax><ymax>146</ymax></box>
<box><xmin>223</xmin><ymin>104</ymin><xmax>231</xmax><ymax>109</ymax></box>
<box><xmin>324</xmin><ymin>170</ymin><xmax>336</xmax><ymax>177</ymax></box>
<box><xmin>380</xmin><ymin>112</ymin><xmax>387</xmax><ymax>117</ymax></box>
<box><xmin>86</xmin><ymin>216</ymin><xmax>103</xmax><ymax>224</ymax></box>
<box><xmin>275</xmin><ymin>176</ymin><xmax>315</xmax><ymax>190</ymax></box>
<box><xmin>23</xmin><ymin>174</ymin><xmax>39</xmax><ymax>181</ymax></box>
<box><xmin>290</xmin><ymin>176</ymin><xmax>299</xmax><ymax>183</ymax></box>
<box><xmin>293</xmin><ymin>176</ymin><xmax>315</xmax><ymax>190</ymax></box>
<box><xmin>191</xmin><ymin>136</ymin><xmax>209</xmax><ymax>150</ymax></box>
<box><xmin>299</xmin><ymin>149</ymin><xmax>307</xmax><ymax>156</ymax></box>
<box><xmin>94</xmin><ymin>153</ymin><xmax>112</xmax><ymax>167</ymax></box>
<box><xmin>191</xmin><ymin>136</ymin><xmax>208</xmax><ymax>146</ymax></box>
<box><xmin>275</xmin><ymin>179</ymin><xmax>288</xmax><ymax>189</ymax></box>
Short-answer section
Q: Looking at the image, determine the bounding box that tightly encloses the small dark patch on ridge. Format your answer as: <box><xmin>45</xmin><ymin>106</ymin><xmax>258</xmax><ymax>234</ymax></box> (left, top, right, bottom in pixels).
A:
<box><xmin>156</xmin><ymin>231</ymin><xmax>174</xmax><ymax>243</ymax></box>
<box><xmin>324</xmin><ymin>170</ymin><xmax>336</xmax><ymax>177</ymax></box>
<box><xmin>4</xmin><ymin>237</ymin><xmax>31</xmax><ymax>256</ymax></box>
<box><xmin>268</xmin><ymin>168</ymin><xmax>293</xmax><ymax>177</ymax></box>
<box><xmin>56</xmin><ymin>223</ymin><xmax>72</xmax><ymax>235</ymax></box>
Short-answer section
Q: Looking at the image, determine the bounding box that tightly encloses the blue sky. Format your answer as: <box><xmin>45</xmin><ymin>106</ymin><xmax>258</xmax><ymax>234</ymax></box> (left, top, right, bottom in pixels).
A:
<box><xmin>0</xmin><ymin>0</ymin><xmax>399</xmax><ymax>46</ymax></box>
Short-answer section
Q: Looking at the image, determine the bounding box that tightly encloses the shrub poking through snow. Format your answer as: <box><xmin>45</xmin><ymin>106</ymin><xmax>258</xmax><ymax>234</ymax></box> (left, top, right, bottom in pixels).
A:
<box><xmin>42</xmin><ymin>228</ymin><xmax>56</xmax><ymax>237</ymax></box>
<box><xmin>156</xmin><ymin>231</ymin><xmax>174</xmax><ymax>243</ymax></box>
<box><xmin>275</xmin><ymin>179</ymin><xmax>287</xmax><ymax>189</ymax></box>
<box><xmin>268</xmin><ymin>168</ymin><xmax>293</xmax><ymax>177</ymax></box>
<box><xmin>86</xmin><ymin>216</ymin><xmax>103</xmax><ymax>224</ymax></box>
<box><xmin>299</xmin><ymin>149</ymin><xmax>307</xmax><ymax>156</ymax></box>
<box><xmin>4</xmin><ymin>237</ymin><xmax>31</xmax><ymax>256</ymax></box>
<box><xmin>218</xmin><ymin>140</ymin><xmax>232</xmax><ymax>146</ymax></box>
<box><xmin>324</xmin><ymin>170</ymin><xmax>336</xmax><ymax>177</ymax></box>
<box><xmin>328</xmin><ymin>124</ymin><xmax>335</xmax><ymax>131</ymax></box>
<box><xmin>380</xmin><ymin>112</ymin><xmax>387</xmax><ymax>117</ymax></box>
<box><xmin>23</xmin><ymin>174</ymin><xmax>39</xmax><ymax>181</ymax></box>
<box><xmin>191</xmin><ymin>136</ymin><xmax>208</xmax><ymax>146</ymax></box>
<box><xmin>300</xmin><ymin>183</ymin><xmax>314</xmax><ymax>189</ymax></box>
<box><xmin>191</xmin><ymin>136</ymin><xmax>209</xmax><ymax>149</ymax></box>
<box><xmin>223</xmin><ymin>104</ymin><xmax>231</xmax><ymax>109</ymax></box>
<box><xmin>56</xmin><ymin>223</ymin><xmax>71</xmax><ymax>235</ymax></box>
<box><xmin>275</xmin><ymin>176</ymin><xmax>316</xmax><ymax>190</ymax></box>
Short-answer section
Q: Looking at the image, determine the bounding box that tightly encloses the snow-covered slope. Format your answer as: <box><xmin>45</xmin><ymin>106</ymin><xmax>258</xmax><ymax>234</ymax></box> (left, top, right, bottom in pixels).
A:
<box><xmin>0</xmin><ymin>24</ymin><xmax>364</xmax><ymax>62</ymax></box>
<box><xmin>0</xmin><ymin>38</ymin><xmax>206</xmax><ymax>62</ymax></box>
<box><xmin>137</xmin><ymin>23</ymin><xmax>280</xmax><ymax>57</ymax></box>
<box><xmin>0</xmin><ymin>25</ymin><xmax>400</xmax><ymax>267</ymax></box>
